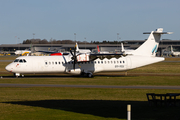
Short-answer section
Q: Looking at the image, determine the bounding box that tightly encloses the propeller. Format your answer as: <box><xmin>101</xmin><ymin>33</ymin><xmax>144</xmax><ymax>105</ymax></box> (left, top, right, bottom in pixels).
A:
<box><xmin>70</xmin><ymin>44</ymin><xmax>77</xmax><ymax>70</ymax></box>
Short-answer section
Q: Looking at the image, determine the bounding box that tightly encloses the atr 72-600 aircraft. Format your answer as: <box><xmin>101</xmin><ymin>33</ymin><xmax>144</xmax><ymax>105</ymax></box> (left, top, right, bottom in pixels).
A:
<box><xmin>5</xmin><ymin>28</ymin><xmax>172</xmax><ymax>77</ymax></box>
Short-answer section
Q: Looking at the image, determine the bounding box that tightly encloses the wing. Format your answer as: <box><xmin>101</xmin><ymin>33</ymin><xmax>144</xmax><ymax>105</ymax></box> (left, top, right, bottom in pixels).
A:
<box><xmin>36</xmin><ymin>50</ymin><xmax>58</xmax><ymax>54</ymax></box>
<box><xmin>89</xmin><ymin>53</ymin><xmax>126</xmax><ymax>60</ymax></box>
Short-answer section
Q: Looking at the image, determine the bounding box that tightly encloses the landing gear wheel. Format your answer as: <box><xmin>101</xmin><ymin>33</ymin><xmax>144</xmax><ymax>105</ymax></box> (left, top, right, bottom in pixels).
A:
<box><xmin>14</xmin><ymin>73</ymin><xmax>20</xmax><ymax>78</ymax></box>
<box><xmin>87</xmin><ymin>73</ymin><xmax>93</xmax><ymax>78</ymax></box>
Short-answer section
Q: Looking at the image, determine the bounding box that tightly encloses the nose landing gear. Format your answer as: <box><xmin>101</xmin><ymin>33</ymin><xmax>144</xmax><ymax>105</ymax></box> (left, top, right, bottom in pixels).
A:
<box><xmin>14</xmin><ymin>73</ymin><xmax>20</xmax><ymax>78</ymax></box>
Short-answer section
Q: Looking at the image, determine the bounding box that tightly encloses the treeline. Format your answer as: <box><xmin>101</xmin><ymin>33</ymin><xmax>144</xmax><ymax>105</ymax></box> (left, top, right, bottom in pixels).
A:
<box><xmin>22</xmin><ymin>39</ymin><xmax>123</xmax><ymax>44</ymax></box>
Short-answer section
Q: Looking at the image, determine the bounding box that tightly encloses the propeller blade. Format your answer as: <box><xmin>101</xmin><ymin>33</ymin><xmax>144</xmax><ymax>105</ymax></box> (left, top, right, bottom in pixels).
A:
<box><xmin>73</xmin><ymin>44</ymin><xmax>77</xmax><ymax>70</ymax></box>
<box><xmin>70</xmin><ymin>48</ymin><xmax>73</xmax><ymax>56</ymax></box>
<box><xmin>73</xmin><ymin>61</ymin><xmax>75</xmax><ymax>70</ymax></box>
<box><xmin>74</xmin><ymin>45</ymin><xmax>76</xmax><ymax>56</ymax></box>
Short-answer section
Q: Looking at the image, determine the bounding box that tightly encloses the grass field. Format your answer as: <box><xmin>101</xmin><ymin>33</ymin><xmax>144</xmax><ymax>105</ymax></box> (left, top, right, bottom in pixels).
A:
<box><xmin>0</xmin><ymin>56</ymin><xmax>180</xmax><ymax>120</ymax></box>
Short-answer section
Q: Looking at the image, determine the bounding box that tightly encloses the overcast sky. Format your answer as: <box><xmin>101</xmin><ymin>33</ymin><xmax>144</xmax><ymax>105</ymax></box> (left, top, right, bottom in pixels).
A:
<box><xmin>0</xmin><ymin>0</ymin><xmax>179</xmax><ymax>44</ymax></box>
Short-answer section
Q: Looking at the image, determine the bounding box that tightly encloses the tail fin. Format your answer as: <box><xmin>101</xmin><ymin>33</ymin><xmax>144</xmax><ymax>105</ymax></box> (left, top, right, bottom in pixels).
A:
<box><xmin>97</xmin><ymin>45</ymin><xmax>100</xmax><ymax>52</ymax></box>
<box><xmin>121</xmin><ymin>43</ymin><xmax>125</xmax><ymax>52</ymax></box>
<box><xmin>76</xmin><ymin>43</ymin><xmax>79</xmax><ymax>51</ymax></box>
<box><xmin>131</xmin><ymin>28</ymin><xmax>173</xmax><ymax>56</ymax></box>
<box><xmin>171</xmin><ymin>45</ymin><xmax>174</xmax><ymax>52</ymax></box>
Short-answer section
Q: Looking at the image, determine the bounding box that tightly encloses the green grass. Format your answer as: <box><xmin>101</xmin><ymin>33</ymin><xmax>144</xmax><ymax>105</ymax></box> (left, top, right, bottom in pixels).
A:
<box><xmin>0</xmin><ymin>56</ymin><xmax>180</xmax><ymax>120</ymax></box>
<box><xmin>0</xmin><ymin>56</ymin><xmax>17</xmax><ymax>60</ymax></box>
<box><xmin>0</xmin><ymin>87</ymin><xmax>180</xmax><ymax>120</ymax></box>
<box><xmin>0</xmin><ymin>62</ymin><xmax>10</xmax><ymax>71</ymax></box>
<box><xmin>129</xmin><ymin>62</ymin><xmax>180</xmax><ymax>73</ymax></box>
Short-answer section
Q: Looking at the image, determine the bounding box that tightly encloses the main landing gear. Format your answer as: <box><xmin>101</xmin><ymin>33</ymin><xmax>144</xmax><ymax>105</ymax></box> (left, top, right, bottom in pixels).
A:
<box><xmin>81</xmin><ymin>72</ymin><xmax>93</xmax><ymax>78</ymax></box>
<box><xmin>87</xmin><ymin>73</ymin><xmax>93</xmax><ymax>78</ymax></box>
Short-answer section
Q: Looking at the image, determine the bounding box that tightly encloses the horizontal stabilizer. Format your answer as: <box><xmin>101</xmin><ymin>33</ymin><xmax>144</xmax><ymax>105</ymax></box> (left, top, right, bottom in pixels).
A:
<box><xmin>143</xmin><ymin>28</ymin><xmax>173</xmax><ymax>34</ymax></box>
<box><xmin>143</xmin><ymin>32</ymin><xmax>173</xmax><ymax>34</ymax></box>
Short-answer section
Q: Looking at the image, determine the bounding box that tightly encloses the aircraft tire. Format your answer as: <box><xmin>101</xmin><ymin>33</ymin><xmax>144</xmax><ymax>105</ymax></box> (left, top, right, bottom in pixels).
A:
<box><xmin>87</xmin><ymin>73</ymin><xmax>93</xmax><ymax>78</ymax></box>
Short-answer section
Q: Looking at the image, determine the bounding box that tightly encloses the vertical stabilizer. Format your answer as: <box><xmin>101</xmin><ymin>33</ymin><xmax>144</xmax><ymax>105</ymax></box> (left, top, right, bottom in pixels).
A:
<box><xmin>121</xmin><ymin>43</ymin><xmax>125</xmax><ymax>52</ymax></box>
<box><xmin>76</xmin><ymin>43</ymin><xmax>79</xmax><ymax>51</ymax></box>
<box><xmin>171</xmin><ymin>45</ymin><xmax>174</xmax><ymax>52</ymax></box>
<box><xmin>97</xmin><ymin>45</ymin><xmax>100</xmax><ymax>52</ymax></box>
<box><xmin>131</xmin><ymin>28</ymin><xmax>172</xmax><ymax>56</ymax></box>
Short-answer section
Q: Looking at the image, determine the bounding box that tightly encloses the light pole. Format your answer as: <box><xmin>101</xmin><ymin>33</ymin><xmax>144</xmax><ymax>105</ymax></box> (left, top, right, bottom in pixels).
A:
<box><xmin>18</xmin><ymin>37</ymin><xmax>20</xmax><ymax>50</ymax></box>
<box><xmin>74</xmin><ymin>33</ymin><xmax>76</xmax><ymax>43</ymax></box>
<box><xmin>84</xmin><ymin>37</ymin><xmax>86</xmax><ymax>49</ymax></box>
<box><xmin>117</xmin><ymin>33</ymin><xmax>119</xmax><ymax>50</ymax></box>
<box><xmin>33</xmin><ymin>33</ymin><xmax>35</xmax><ymax>39</ymax></box>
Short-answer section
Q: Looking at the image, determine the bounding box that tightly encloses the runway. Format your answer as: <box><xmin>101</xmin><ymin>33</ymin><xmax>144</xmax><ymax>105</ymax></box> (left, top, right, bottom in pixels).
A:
<box><xmin>0</xmin><ymin>83</ymin><xmax>180</xmax><ymax>89</ymax></box>
<box><xmin>0</xmin><ymin>60</ymin><xmax>13</xmax><ymax>62</ymax></box>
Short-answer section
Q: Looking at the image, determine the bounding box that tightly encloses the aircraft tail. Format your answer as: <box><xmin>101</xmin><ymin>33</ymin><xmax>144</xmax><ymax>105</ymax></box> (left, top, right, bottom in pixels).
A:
<box><xmin>171</xmin><ymin>45</ymin><xmax>174</xmax><ymax>52</ymax></box>
<box><xmin>121</xmin><ymin>43</ymin><xmax>125</xmax><ymax>52</ymax></box>
<box><xmin>76</xmin><ymin>43</ymin><xmax>79</xmax><ymax>51</ymax></box>
<box><xmin>131</xmin><ymin>28</ymin><xmax>172</xmax><ymax>56</ymax></box>
<box><xmin>97</xmin><ymin>45</ymin><xmax>100</xmax><ymax>52</ymax></box>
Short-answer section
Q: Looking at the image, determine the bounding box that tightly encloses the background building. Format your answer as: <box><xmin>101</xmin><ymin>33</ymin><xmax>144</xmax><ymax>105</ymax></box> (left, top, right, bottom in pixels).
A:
<box><xmin>1</xmin><ymin>40</ymin><xmax>180</xmax><ymax>56</ymax></box>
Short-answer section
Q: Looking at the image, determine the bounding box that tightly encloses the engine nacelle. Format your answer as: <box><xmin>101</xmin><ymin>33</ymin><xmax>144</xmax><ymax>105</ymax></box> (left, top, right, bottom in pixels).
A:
<box><xmin>77</xmin><ymin>53</ymin><xmax>89</xmax><ymax>62</ymax></box>
<box><xmin>66</xmin><ymin>68</ymin><xmax>81</xmax><ymax>75</ymax></box>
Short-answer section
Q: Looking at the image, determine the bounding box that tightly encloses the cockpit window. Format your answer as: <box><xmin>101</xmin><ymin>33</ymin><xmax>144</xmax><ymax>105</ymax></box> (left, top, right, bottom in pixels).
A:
<box><xmin>14</xmin><ymin>59</ymin><xmax>27</xmax><ymax>63</ymax></box>
<box><xmin>19</xmin><ymin>59</ymin><xmax>23</xmax><ymax>63</ymax></box>
<box><xmin>14</xmin><ymin>59</ymin><xmax>19</xmax><ymax>62</ymax></box>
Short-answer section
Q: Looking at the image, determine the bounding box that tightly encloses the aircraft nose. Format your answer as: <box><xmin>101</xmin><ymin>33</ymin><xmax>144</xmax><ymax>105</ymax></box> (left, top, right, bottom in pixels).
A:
<box><xmin>5</xmin><ymin>64</ymin><xmax>12</xmax><ymax>72</ymax></box>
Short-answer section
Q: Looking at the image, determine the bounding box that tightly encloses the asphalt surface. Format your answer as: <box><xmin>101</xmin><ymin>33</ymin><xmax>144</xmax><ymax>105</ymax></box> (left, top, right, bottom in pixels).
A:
<box><xmin>0</xmin><ymin>83</ymin><xmax>179</xmax><ymax>89</ymax></box>
<box><xmin>0</xmin><ymin>60</ymin><xmax>13</xmax><ymax>62</ymax></box>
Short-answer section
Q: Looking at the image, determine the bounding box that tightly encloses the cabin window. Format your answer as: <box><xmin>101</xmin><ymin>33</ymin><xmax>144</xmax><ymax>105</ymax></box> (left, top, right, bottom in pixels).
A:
<box><xmin>101</xmin><ymin>61</ymin><xmax>103</xmax><ymax>64</ymax></box>
<box><xmin>123</xmin><ymin>61</ymin><xmax>125</xmax><ymax>63</ymax></box>
<box><xmin>14</xmin><ymin>59</ymin><xmax>19</xmax><ymax>62</ymax></box>
<box><xmin>94</xmin><ymin>61</ymin><xmax>96</xmax><ymax>64</ymax></box>
<box><xmin>59</xmin><ymin>62</ymin><xmax>61</xmax><ymax>64</ymax></box>
<box><xmin>117</xmin><ymin>61</ymin><xmax>119</xmax><ymax>63</ymax></box>
<box><xmin>52</xmin><ymin>62</ymin><xmax>54</xmax><ymax>65</ymax></box>
<box><xmin>120</xmin><ymin>61</ymin><xmax>121</xmax><ymax>63</ymax></box>
<box><xmin>55</xmin><ymin>62</ymin><xmax>57</xmax><ymax>64</ymax></box>
<box><xmin>49</xmin><ymin>62</ymin><xmax>51</xmax><ymax>65</ymax></box>
<box><xmin>105</xmin><ymin>61</ymin><xmax>106</xmax><ymax>64</ymax></box>
<box><xmin>91</xmin><ymin>61</ymin><xmax>93</xmax><ymax>64</ymax></box>
<box><xmin>111</xmin><ymin>61</ymin><xmax>113</xmax><ymax>64</ymax></box>
<box><xmin>114</xmin><ymin>61</ymin><xmax>116</xmax><ymax>64</ymax></box>
<box><xmin>98</xmin><ymin>61</ymin><xmax>100</xmax><ymax>64</ymax></box>
<box><xmin>108</xmin><ymin>61</ymin><xmax>110</xmax><ymax>64</ymax></box>
<box><xmin>45</xmin><ymin>62</ymin><xmax>47</xmax><ymax>65</ymax></box>
<box><xmin>62</xmin><ymin>62</ymin><xmax>64</xmax><ymax>64</ymax></box>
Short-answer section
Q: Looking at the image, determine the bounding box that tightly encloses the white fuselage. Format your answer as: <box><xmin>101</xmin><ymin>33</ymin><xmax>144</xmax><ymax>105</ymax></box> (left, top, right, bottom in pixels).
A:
<box><xmin>15</xmin><ymin>50</ymin><xmax>31</xmax><ymax>55</ymax></box>
<box><xmin>5</xmin><ymin>55</ymin><xmax>164</xmax><ymax>75</ymax></box>
<box><xmin>172</xmin><ymin>52</ymin><xmax>180</xmax><ymax>56</ymax></box>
